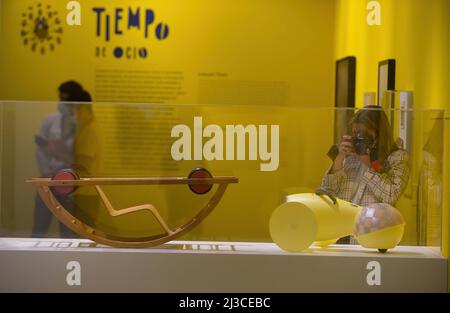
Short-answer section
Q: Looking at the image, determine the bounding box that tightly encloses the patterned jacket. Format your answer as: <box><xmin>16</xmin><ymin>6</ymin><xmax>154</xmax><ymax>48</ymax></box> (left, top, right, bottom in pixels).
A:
<box><xmin>321</xmin><ymin>149</ymin><xmax>410</xmax><ymax>206</ymax></box>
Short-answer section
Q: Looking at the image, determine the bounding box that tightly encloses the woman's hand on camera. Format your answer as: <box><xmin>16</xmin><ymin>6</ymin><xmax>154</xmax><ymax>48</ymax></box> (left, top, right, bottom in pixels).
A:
<box><xmin>338</xmin><ymin>135</ymin><xmax>354</xmax><ymax>157</ymax></box>
<box><xmin>331</xmin><ymin>135</ymin><xmax>353</xmax><ymax>173</ymax></box>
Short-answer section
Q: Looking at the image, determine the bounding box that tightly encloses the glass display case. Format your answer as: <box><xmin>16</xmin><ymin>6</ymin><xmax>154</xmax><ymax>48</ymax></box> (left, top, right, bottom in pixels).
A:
<box><xmin>0</xmin><ymin>101</ymin><xmax>446</xmax><ymax>292</ymax></box>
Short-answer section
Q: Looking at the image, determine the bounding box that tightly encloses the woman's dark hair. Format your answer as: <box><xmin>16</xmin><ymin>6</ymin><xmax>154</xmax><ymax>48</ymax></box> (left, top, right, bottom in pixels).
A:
<box><xmin>67</xmin><ymin>90</ymin><xmax>92</xmax><ymax>102</ymax></box>
<box><xmin>67</xmin><ymin>89</ymin><xmax>93</xmax><ymax>113</ymax></box>
<box><xmin>351</xmin><ymin>105</ymin><xmax>398</xmax><ymax>163</ymax></box>
<box><xmin>58</xmin><ymin>81</ymin><xmax>83</xmax><ymax>95</ymax></box>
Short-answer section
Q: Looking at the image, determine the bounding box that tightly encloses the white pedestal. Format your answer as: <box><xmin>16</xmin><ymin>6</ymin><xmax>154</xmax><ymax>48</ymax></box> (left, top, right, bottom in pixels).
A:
<box><xmin>0</xmin><ymin>238</ymin><xmax>446</xmax><ymax>292</ymax></box>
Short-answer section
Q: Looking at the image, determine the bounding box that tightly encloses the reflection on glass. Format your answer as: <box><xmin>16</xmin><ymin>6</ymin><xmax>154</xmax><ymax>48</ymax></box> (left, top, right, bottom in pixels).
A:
<box><xmin>0</xmin><ymin>102</ymin><xmax>444</xmax><ymax>250</ymax></box>
<box><xmin>418</xmin><ymin>118</ymin><xmax>443</xmax><ymax>246</ymax></box>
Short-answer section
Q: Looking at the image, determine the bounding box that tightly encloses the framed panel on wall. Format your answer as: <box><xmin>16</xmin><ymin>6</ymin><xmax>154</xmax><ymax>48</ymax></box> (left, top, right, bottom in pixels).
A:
<box><xmin>334</xmin><ymin>56</ymin><xmax>356</xmax><ymax>144</ymax></box>
<box><xmin>377</xmin><ymin>59</ymin><xmax>396</xmax><ymax>107</ymax></box>
<box><xmin>378</xmin><ymin>59</ymin><xmax>396</xmax><ymax>128</ymax></box>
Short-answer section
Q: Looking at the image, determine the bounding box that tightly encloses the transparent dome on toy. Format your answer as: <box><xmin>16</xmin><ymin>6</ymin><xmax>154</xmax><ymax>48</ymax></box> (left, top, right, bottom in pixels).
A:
<box><xmin>354</xmin><ymin>203</ymin><xmax>405</xmax><ymax>251</ymax></box>
<box><xmin>354</xmin><ymin>203</ymin><xmax>404</xmax><ymax>236</ymax></box>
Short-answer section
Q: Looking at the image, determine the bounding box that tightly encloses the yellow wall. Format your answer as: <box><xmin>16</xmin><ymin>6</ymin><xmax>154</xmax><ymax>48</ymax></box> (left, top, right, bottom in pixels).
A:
<box><xmin>0</xmin><ymin>0</ymin><xmax>335</xmax><ymax>106</ymax></box>
<box><xmin>335</xmin><ymin>0</ymin><xmax>449</xmax><ymax>110</ymax></box>
<box><xmin>334</xmin><ymin>0</ymin><xmax>450</xmax><ymax>289</ymax></box>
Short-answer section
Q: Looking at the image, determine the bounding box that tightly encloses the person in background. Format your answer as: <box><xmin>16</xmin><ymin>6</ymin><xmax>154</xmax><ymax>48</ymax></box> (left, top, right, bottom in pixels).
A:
<box><xmin>321</xmin><ymin>105</ymin><xmax>410</xmax><ymax>243</ymax></box>
<box><xmin>32</xmin><ymin>81</ymin><xmax>83</xmax><ymax>238</ymax></box>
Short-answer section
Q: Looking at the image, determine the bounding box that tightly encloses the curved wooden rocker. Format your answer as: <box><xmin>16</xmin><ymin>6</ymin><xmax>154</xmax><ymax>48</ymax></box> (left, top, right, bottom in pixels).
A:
<box><xmin>26</xmin><ymin>168</ymin><xmax>238</xmax><ymax>248</ymax></box>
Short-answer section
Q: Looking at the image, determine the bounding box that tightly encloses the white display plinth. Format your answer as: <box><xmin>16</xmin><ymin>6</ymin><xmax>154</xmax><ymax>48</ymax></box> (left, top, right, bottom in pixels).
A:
<box><xmin>0</xmin><ymin>238</ymin><xmax>446</xmax><ymax>292</ymax></box>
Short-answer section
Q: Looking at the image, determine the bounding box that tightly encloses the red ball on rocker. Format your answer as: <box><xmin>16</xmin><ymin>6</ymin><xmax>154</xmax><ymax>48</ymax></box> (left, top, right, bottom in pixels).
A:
<box><xmin>188</xmin><ymin>167</ymin><xmax>213</xmax><ymax>195</ymax></box>
<box><xmin>51</xmin><ymin>169</ymin><xmax>79</xmax><ymax>196</ymax></box>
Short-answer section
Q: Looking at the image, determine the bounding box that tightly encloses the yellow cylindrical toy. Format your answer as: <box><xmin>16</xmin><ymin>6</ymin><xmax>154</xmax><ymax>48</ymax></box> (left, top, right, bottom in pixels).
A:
<box><xmin>269</xmin><ymin>192</ymin><xmax>361</xmax><ymax>252</ymax></box>
<box><xmin>269</xmin><ymin>190</ymin><xmax>405</xmax><ymax>253</ymax></box>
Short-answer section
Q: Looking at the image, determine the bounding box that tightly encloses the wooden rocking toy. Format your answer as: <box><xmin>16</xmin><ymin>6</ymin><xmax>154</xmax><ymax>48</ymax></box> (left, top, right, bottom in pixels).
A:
<box><xmin>27</xmin><ymin>168</ymin><xmax>238</xmax><ymax>248</ymax></box>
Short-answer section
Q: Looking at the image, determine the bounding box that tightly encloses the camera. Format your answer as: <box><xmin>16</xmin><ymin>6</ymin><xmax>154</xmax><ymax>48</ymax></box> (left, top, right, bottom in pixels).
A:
<box><xmin>352</xmin><ymin>132</ymin><xmax>375</xmax><ymax>155</ymax></box>
<box><xmin>327</xmin><ymin>132</ymin><xmax>376</xmax><ymax>161</ymax></box>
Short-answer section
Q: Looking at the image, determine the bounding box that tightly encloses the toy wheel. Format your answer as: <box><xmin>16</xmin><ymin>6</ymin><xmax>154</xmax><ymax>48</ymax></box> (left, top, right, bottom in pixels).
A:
<box><xmin>378</xmin><ymin>249</ymin><xmax>388</xmax><ymax>253</ymax></box>
<box><xmin>188</xmin><ymin>168</ymin><xmax>213</xmax><ymax>195</ymax></box>
<box><xmin>51</xmin><ymin>169</ymin><xmax>79</xmax><ymax>196</ymax></box>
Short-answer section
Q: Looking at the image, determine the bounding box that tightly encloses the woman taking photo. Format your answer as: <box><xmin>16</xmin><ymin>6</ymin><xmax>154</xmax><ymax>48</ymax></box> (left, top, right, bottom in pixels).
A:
<box><xmin>322</xmin><ymin>105</ymin><xmax>410</xmax><ymax>207</ymax></box>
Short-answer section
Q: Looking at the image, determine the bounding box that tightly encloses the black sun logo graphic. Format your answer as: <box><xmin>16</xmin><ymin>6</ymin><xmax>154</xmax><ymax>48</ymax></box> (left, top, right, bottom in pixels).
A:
<box><xmin>20</xmin><ymin>3</ymin><xmax>63</xmax><ymax>55</ymax></box>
